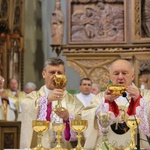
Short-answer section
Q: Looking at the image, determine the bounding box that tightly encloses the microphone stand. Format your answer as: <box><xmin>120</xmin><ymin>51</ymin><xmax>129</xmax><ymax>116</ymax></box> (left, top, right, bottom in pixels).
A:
<box><xmin>122</xmin><ymin>92</ymin><xmax>140</xmax><ymax>150</ymax></box>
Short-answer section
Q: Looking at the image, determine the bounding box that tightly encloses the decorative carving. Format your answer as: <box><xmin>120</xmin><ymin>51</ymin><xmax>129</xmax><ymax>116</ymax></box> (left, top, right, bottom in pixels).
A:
<box><xmin>67</xmin><ymin>59</ymin><xmax>112</xmax><ymax>89</ymax></box>
<box><xmin>4</xmin><ymin>133</ymin><xmax>14</xmax><ymax>148</ymax></box>
<box><xmin>1</xmin><ymin>0</ymin><xmax>8</xmax><ymax>18</ymax></box>
<box><xmin>14</xmin><ymin>6</ymin><xmax>21</xmax><ymax>25</ymax></box>
<box><xmin>139</xmin><ymin>60</ymin><xmax>150</xmax><ymax>72</ymax></box>
<box><xmin>12</xmin><ymin>0</ymin><xmax>24</xmax><ymax>35</ymax></box>
<box><xmin>90</xmin><ymin>67</ymin><xmax>109</xmax><ymax>89</ymax></box>
<box><xmin>142</xmin><ymin>0</ymin><xmax>150</xmax><ymax>37</ymax></box>
<box><xmin>51</xmin><ymin>44</ymin><xmax>64</xmax><ymax>57</ymax></box>
<box><xmin>71</xmin><ymin>0</ymin><xmax>122</xmax><ymax>3</ymax></box>
<box><xmin>63</xmin><ymin>46</ymin><xmax>149</xmax><ymax>53</ymax></box>
<box><xmin>7</xmin><ymin>33</ymin><xmax>24</xmax><ymax>89</ymax></box>
<box><xmin>0</xmin><ymin>21</ymin><xmax>10</xmax><ymax>45</ymax></box>
<box><xmin>134</xmin><ymin>0</ymin><xmax>141</xmax><ymax>39</ymax></box>
<box><xmin>69</xmin><ymin>0</ymin><xmax>125</xmax><ymax>43</ymax></box>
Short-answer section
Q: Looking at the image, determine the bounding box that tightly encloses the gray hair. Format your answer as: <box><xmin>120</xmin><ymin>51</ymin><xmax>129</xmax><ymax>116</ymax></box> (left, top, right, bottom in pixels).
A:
<box><xmin>24</xmin><ymin>82</ymin><xmax>36</xmax><ymax>90</ymax></box>
<box><xmin>92</xmin><ymin>83</ymin><xmax>100</xmax><ymax>91</ymax></box>
<box><xmin>43</xmin><ymin>57</ymin><xmax>65</xmax><ymax>71</ymax></box>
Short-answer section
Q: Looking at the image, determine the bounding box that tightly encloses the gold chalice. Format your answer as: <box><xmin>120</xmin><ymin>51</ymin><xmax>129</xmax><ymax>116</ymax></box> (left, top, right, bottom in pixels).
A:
<box><xmin>31</xmin><ymin>120</ymin><xmax>50</xmax><ymax>150</ymax></box>
<box><xmin>96</xmin><ymin>112</ymin><xmax>113</xmax><ymax>150</ymax></box>
<box><xmin>53</xmin><ymin>74</ymin><xmax>67</xmax><ymax>111</ymax></box>
<box><xmin>51</xmin><ymin>122</ymin><xmax>67</xmax><ymax>150</ymax></box>
<box><xmin>71</xmin><ymin>120</ymin><xmax>88</xmax><ymax>150</ymax></box>
<box><xmin>125</xmin><ymin>116</ymin><xmax>140</xmax><ymax>150</ymax></box>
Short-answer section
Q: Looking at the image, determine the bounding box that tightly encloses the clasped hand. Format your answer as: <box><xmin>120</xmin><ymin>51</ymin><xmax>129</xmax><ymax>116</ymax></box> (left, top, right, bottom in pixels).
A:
<box><xmin>47</xmin><ymin>88</ymin><xmax>69</xmax><ymax>121</ymax></box>
<box><xmin>48</xmin><ymin>88</ymin><xmax>64</xmax><ymax>103</ymax></box>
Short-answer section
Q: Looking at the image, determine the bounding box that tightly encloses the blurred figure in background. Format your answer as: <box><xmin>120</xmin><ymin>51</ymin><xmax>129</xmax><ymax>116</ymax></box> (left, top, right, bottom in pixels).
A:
<box><xmin>0</xmin><ymin>76</ymin><xmax>16</xmax><ymax>120</ymax></box>
<box><xmin>76</xmin><ymin>78</ymin><xmax>95</xmax><ymax>106</ymax></box>
<box><xmin>6</xmin><ymin>78</ymin><xmax>26</xmax><ymax>120</ymax></box>
<box><xmin>24</xmin><ymin>82</ymin><xmax>37</xmax><ymax>94</ymax></box>
<box><xmin>91</xmin><ymin>83</ymin><xmax>100</xmax><ymax>95</ymax></box>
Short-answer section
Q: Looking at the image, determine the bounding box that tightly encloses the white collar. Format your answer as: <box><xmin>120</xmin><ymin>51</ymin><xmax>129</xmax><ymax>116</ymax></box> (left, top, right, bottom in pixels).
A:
<box><xmin>44</xmin><ymin>85</ymin><xmax>52</xmax><ymax>96</ymax></box>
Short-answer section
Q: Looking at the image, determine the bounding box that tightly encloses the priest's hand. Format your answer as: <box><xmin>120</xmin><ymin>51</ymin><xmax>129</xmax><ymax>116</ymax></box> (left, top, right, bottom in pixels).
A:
<box><xmin>126</xmin><ymin>86</ymin><xmax>140</xmax><ymax>101</ymax></box>
<box><xmin>104</xmin><ymin>89</ymin><xmax>120</xmax><ymax>102</ymax></box>
<box><xmin>47</xmin><ymin>88</ymin><xmax>64</xmax><ymax>103</ymax></box>
<box><xmin>1</xmin><ymin>91</ymin><xmax>8</xmax><ymax>100</ymax></box>
<box><xmin>54</xmin><ymin>108</ymin><xmax>69</xmax><ymax>121</ymax></box>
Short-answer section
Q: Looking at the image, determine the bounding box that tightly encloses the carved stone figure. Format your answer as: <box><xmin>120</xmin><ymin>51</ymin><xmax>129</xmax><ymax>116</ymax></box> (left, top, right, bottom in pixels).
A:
<box><xmin>51</xmin><ymin>0</ymin><xmax>64</xmax><ymax>44</ymax></box>
<box><xmin>142</xmin><ymin>0</ymin><xmax>150</xmax><ymax>37</ymax></box>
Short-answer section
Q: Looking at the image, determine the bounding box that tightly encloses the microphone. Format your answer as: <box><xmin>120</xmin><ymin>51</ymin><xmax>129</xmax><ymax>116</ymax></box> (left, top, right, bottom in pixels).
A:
<box><xmin>122</xmin><ymin>92</ymin><xmax>140</xmax><ymax>150</ymax></box>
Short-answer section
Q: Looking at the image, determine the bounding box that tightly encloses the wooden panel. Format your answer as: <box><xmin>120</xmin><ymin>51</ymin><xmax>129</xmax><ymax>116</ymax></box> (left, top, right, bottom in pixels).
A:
<box><xmin>0</xmin><ymin>121</ymin><xmax>21</xmax><ymax>149</ymax></box>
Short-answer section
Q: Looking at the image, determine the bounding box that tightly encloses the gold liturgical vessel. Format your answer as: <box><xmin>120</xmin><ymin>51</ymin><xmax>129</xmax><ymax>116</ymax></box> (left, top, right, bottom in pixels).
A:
<box><xmin>107</xmin><ymin>84</ymin><xmax>126</xmax><ymax>95</ymax></box>
<box><xmin>96</xmin><ymin>112</ymin><xmax>114</xmax><ymax>150</ymax></box>
<box><xmin>53</xmin><ymin>74</ymin><xmax>67</xmax><ymax>111</ymax></box>
<box><xmin>51</xmin><ymin>74</ymin><xmax>68</xmax><ymax>150</ymax></box>
<box><xmin>71</xmin><ymin>120</ymin><xmax>88</xmax><ymax>150</ymax></box>
<box><xmin>51</xmin><ymin>122</ymin><xmax>67</xmax><ymax>150</ymax></box>
<box><xmin>31</xmin><ymin>120</ymin><xmax>50</xmax><ymax>150</ymax></box>
<box><xmin>125</xmin><ymin>116</ymin><xmax>140</xmax><ymax>150</ymax></box>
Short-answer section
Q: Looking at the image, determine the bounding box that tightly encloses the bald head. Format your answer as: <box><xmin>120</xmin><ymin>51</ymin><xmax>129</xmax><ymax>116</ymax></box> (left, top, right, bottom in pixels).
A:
<box><xmin>109</xmin><ymin>59</ymin><xmax>135</xmax><ymax>86</ymax></box>
<box><xmin>109</xmin><ymin>59</ymin><xmax>134</xmax><ymax>73</ymax></box>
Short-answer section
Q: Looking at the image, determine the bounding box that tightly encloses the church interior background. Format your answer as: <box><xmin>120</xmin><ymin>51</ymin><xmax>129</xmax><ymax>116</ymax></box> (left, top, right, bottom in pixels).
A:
<box><xmin>0</xmin><ymin>0</ymin><xmax>150</xmax><ymax>149</ymax></box>
<box><xmin>0</xmin><ymin>0</ymin><xmax>150</xmax><ymax>92</ymax></box>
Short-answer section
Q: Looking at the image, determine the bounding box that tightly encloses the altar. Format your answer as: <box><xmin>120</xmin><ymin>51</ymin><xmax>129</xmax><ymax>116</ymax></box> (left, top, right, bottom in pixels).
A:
<box><xmin>0</xmin><ymin>121</ymin><xmax>21</xmax><ymax>149</ymax></box>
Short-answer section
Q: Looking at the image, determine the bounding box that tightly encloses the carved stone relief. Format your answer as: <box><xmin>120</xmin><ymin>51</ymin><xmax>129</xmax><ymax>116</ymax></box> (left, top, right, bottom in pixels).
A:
<box><xmin>69</xmin><ymin>0</ymin><xmax>125</xmax><ymax>43</ymax></box>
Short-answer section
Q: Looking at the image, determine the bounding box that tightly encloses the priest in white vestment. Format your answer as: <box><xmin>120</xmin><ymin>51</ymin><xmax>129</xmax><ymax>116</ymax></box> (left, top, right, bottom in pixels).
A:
<box><xmin>82</xmin><ymin>59</ymin><xmax>150</xmax><ymax>150</ymax></box>
<box><xmin>20</xmin><ymin>57</ymin><xmax>84</xmax><ymax>149</ymax></box>
<box><xmin>76</xmin><ymin>78</ymin><xmax>95</xmax><ymax>106</ymax></box>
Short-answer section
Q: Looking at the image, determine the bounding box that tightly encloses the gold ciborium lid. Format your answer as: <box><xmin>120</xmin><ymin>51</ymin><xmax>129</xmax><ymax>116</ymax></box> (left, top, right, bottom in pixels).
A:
<box><xmin>107</xmin><ymin>84</ymin><xmax>126</xmax><ymax>95</ymax></box>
